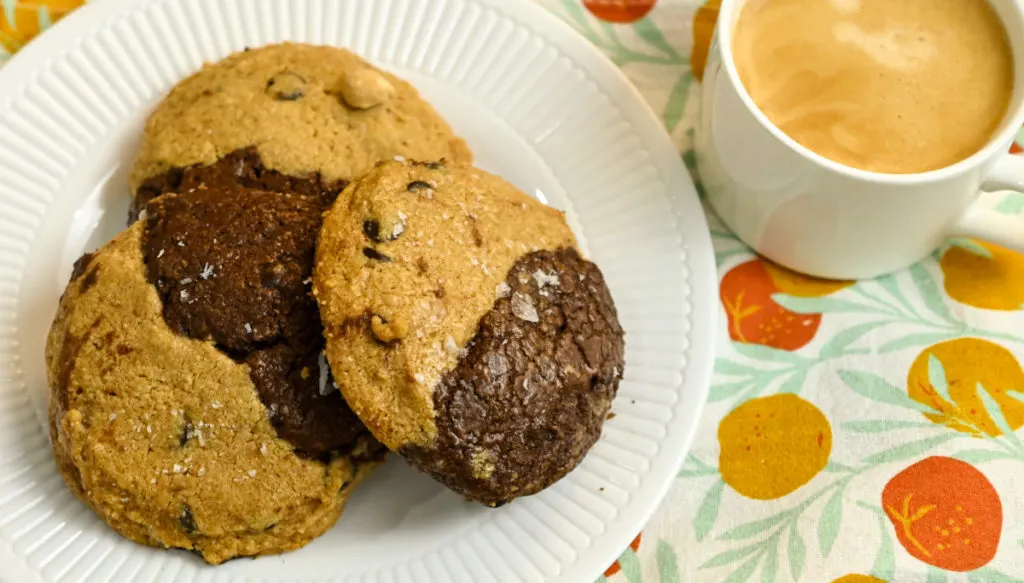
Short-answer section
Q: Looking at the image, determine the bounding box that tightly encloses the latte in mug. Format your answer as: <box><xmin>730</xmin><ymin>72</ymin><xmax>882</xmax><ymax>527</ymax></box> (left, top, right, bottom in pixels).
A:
<box><xmin>732</xmin><ymin>0</ymin><xmax>1014</xmax><ymax>174</ymax></box>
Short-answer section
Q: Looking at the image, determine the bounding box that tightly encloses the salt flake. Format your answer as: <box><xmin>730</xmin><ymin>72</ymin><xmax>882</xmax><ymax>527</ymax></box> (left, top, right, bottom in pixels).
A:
<box><xmin>511</xmin><ymin>293</ymin><xmax>539</xmax><ymax>323</ymax></box>
<box><xmin>318</xmin><ymin>352</ymin><xmax>331</xmax><ymax>396</ymax></box>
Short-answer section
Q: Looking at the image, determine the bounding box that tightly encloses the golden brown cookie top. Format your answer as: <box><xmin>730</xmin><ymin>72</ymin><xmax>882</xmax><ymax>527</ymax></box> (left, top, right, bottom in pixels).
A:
<box><xmin>314</xmin><ymin>160</ymin><xmax>577</xmax><ymax>450</ymax></box>
<box><xmin>128</xmin><ymin>42</ymin><xmax>472</xmax><ymax>194</ymax></box>
<box><xmin>46</xmin><ymin>195</ymin><xmax>381</xmax><ymax>563</ymax></box>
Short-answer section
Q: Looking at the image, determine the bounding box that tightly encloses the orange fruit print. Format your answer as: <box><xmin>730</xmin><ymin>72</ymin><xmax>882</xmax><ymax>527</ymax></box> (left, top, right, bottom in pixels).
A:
<box><xmin>720</xmin><ymin>259</ymin><xmax>821</xmax><ymax>350</ymax></box>
<box><xmin>583</xmin><ymin>0</ymin><xmax>657</xmax><ymax>23</ymax></box>
<box><xmin>882</xmin><ymin>456</ymin><xmax>1002</xmax><ymax>572</ymax></box>
<box><xmin>603</xmin><ymin>532</ymin><xmax>641</xmax><ymax>577</ymax></box>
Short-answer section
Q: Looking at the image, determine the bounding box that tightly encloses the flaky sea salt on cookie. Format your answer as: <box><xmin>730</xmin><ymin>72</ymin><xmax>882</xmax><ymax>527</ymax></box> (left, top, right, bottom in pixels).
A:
<box><xmin>47</xmin><ymin>186</ymin><xmax>384</xmax><ymax>564</ymax></box>
<box><xmin>314</xmin><ymin>160</ymin><xmax>625</xmax><ymax>506</ymax></box>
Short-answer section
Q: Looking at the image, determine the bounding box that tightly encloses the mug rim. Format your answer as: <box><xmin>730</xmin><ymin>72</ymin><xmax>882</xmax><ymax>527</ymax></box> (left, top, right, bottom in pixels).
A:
<box><xmin>715</xmin><ymin>0</ymin><xmax>1024</xmax><ymax>186</ymax></box>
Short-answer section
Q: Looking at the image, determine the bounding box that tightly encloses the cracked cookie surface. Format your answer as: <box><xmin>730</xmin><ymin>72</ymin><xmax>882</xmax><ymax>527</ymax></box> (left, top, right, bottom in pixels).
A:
<box><xmin>314</xmin><ymin>161</ymin><xmax>624</xmax><ymax>505</ymax></box>
<box><xmin>47</xmin><ymin>186</ymin><xmax>383</xmax><ymax>564</ymax></box>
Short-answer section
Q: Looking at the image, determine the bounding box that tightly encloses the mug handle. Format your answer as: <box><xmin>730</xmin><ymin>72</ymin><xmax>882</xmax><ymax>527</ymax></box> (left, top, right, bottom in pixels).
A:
<box><xmin>950</xmin><ymin>154</ymin><xmax>1024</xmax><ymax>252</ymax></box>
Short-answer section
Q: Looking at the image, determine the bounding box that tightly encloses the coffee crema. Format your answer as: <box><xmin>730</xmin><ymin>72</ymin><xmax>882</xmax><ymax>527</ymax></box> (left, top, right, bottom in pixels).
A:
<box><xmin>732</xmin><ymin>0</ymin><xmax>1014</xmax><ymax>174</ymax></box>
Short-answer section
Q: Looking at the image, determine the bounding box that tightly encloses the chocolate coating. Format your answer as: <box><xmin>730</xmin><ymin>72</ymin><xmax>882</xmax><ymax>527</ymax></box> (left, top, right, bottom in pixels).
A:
<box><xmin>143</xmin><ymin>187</ymin><xmax>380</xmax><ymax>459</ymax></box>
<box><xmin>131</xmin><ymin>147</ymin><xmax>349</xmax><ymax>222</ymax></box>
<box><xmin>401</xmin><ymin>248</ymin><xmax>624</xmax><ymax>505</ymax></box>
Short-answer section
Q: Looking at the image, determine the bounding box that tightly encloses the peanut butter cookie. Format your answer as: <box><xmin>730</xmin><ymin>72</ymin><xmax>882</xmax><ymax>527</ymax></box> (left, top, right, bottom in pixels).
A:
<box><xmin>314</xmin><ymin>160</ymin><xmax>624</xmax><ymax>506</ymax></box>
<box><xmin>128</xmin><ymin>42</ymin><xmax>472</xmax><ymax>219</ymax></box>
<box><xmin>47</xmin><ymin>186</ymin><xmax>383</xmax><ymax>564</ymax></box>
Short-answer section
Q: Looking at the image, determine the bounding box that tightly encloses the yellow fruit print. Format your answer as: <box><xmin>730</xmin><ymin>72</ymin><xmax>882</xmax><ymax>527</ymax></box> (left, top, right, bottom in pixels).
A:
<box><xmin>907</xmin><ymin>338</ymin><xmax>1024</xmax><ymax>437</ymax></box>
<box><xmin>0</xmin><ymin>1</ymin><xmax>83</xmax><ymax>55</ymax></box>
<box><xmin>762</xmin><ymin>259</ymin><xmax>854</xmax><ymax>298</ymax></box>
<box><xmin>718</xmin><ymin>394</ymin><xmax>832</xmax><ymax>500</ymax></box>
<box><xmin>831</xmin><ymin>576</ymin><xmax>888</xmax><ymax>583</ymax></box>
<box><xmin>941</xmin><ymin>240</ymin><xmax>1024</xmax><ymax>310</ymax></box>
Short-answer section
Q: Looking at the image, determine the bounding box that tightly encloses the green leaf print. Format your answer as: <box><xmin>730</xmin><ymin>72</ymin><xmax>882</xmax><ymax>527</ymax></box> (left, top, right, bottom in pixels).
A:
<box><xmin>693</xmin><ymin>479</ymin><xmax>725</xmax><ymax>542</ymax></box>
<box><xmin>979</xmin><ymin>383</ymin><xmax>1018</xmax><ymax>438</ymax></box>
<box><xmin>760</xmin><ymin>536</ymin><xmax>779</xmax><ymax>583</ymax></box>
<box><xmin>818</xmin><ymin>321</ymin><xmax>889</xmax><ymax>358</ymax></box>
<box><xmin>663</xmin><ymin>73</ymin><xmax>693</xmax><ymax>133</ymax></box>
<box><xmin>722</xmin><ymin>554</ymin><xmax>762</xmax><ymax>583</ymax></box>
<box><xmin>909</xmin><ymin>263</ymin><xmax>956</xmax><ymax>324</ymax></box>
<box><xmin>786</xmin><ymin>522</ymin><xmax>806</xmax><ymax>581</ymax></box>
<box><xmin>927</xmin><ymin>354</ymin><xmax>954</xmax><ymax>405</ymax></box>
<box><xmin>699</xmin><ymin>541</ymin><xmax>763</xmax><ymax>569</ymax></box>
<box><xmin>952</xmin><ymin>448</ymin><xmax>1014</xmax><ymax>464</ymax></box>
<box><xmin>861</xmin><ymin>434</ymin><xmax>958</xmax><ymax>464</ymax></box>
<box><xmin>861</xmin><ymin>505</ymin><xmax>895</xmax><ymax>581</ymax></box>
<box><xmin>817</xmin><ymin>487</ymin><xmax>844</xmax><ymax>557</ymax></box>
<box><xmin>927</xmin><ymin>566</ymin><xmax>947</xmax><ymax>583</ymax></box>
<box><xmin>679</xmin><ymin>453</ymin><xmax>718</xmax><ymax>478</ymax></box>
<box><xmin>770</xmin><ymin>294</ymin><xmax>876</xmax><ymax>315</ymax></box>
<box><xmin>878</xmin><ymin>332</ymin><xmax>962</xmax><ymax>354</ymax></box>
<box><xmin>632</xmin><ymin>18</ymin><xmax>681</xmax><ymax>59</ymax></box>
<box><xmin>731</xmin><ymin>343</ymin><xmax>811</xmax><ymax>365</ymax></box>
<box><xmin>656</xmin><ymin>539</ymin><xmax>681</xmax><ymax>583</ymax></box>
<box><xmin>968</xmin><ymin>569</ymin><xmax>1024</xmax><ymax>583</ymax></box>
<box><xmin>995</xmin><ymin>192</ymin><xmax>1024</xmax><ymax>215</ymax></box>
<box><xmin>3</xmin><ymin>0</ymin><xmax>15</xmax><ymax>32</ymax></box>
<box><xmin>842</xmin><ymin>419</ymin><xmax>939</xmax><ymax>433</ymax></box>
<box><xmin>715</xmin><ymin>358</ymin><xmax>786</xmax><ymax>377</ymax></box>
<box><xmin>719</xmin><ymin>512</ymin><xmax>792</xmax><ymax>541</ymax></box>
<box><xmin>836</xmin><ymin>370</ymin><xmax>933</xmax><ymax>413</ymax></box>
<box><xmin>947</xmin><ymin>237</ymin><xmax>995</xmax><ymax>258</ymax></box>
<box><xmin>709</xmin><ymin>379</ymin><xmax>761</xmax><ymax>403</ymax></box>
<box><xmin>618</xmin><ymin>545</ymin><xmax>642</xmax><ymax>583</ymax></box>
<box><xmin>777</xmin><ymin>370</ymin><xmax>807</xmax><ymax>395</ymax></box>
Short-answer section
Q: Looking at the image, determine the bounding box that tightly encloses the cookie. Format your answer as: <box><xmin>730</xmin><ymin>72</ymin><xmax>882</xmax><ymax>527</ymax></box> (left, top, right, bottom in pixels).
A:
<box><xmin>46</xmin><ymin>186</ymin><xmax>384</xmax><ymax>564</ymax></box>
<box><xmin>314</xmin><ymin>161</ymin><xmax>624</xmax><ymax>505</ymax></box>
<box><xmin>128</xmin><ymin>42</ymin><xmax>473</xmax><ymax>219</ymax></box>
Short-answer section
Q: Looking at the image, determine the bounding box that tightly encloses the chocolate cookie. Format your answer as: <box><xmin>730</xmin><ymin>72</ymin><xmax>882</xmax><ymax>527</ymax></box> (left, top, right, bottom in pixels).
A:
<box><xmin>128</xmin><ymin>42</ymin><xmax>472</xmax><ymax>220</ymax></box>
<box><xmin>314</xmin><ymin>161</ymin><xmax>624</xmax><ymax>506</ymax></box>
<box><xmin>46</xmin><ymin>186</ymin><xmax>384</xmax><ymax>564</ymax></box>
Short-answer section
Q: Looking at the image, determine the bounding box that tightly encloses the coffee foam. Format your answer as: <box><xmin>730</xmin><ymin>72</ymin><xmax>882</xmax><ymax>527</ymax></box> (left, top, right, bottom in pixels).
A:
<box><xmin>733</xmin><ymin>0</ymin><xmax>1014</xmax><ymax>174</ymax></box>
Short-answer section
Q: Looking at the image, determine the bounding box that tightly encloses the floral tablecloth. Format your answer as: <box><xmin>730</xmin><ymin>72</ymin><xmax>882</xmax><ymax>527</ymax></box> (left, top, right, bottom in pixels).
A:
<box><xmin>6</xmin><ymin>1</ymin><xmax>1024</xmax><ymax>581</ymax></box>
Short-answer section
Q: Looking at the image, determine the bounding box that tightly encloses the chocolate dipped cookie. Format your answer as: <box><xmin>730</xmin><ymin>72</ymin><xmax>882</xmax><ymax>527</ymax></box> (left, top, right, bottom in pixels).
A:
<box><xmin>314</xmin><ymin>160</ymin><xmax>624</xmax><ymax>506</ymax></box>
<box><xmin>46</xmin><ymin>185</ymin><xmax>383</xmax><ymax>564</ymax></box>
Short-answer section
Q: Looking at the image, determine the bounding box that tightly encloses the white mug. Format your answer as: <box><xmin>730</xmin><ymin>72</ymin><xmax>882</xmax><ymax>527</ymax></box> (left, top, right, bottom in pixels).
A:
<box><xmin>695</xmin><ymin>0</ymin><xmax>1024</xmax><ymax>280</ymax></box>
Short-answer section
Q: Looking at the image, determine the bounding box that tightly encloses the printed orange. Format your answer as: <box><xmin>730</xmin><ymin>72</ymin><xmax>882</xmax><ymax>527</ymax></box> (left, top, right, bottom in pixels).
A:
<box><xmin>583</xmin><ymin>0</ymin><xmax>657</xmax><ymax>23</ymax></box>
<box><xmin>907</xmin><ymin>338</ymin><xmax>1024</xmax><ymax>437</ymax></box>
<box><xmin>882</xmin><ymin>456</ymin><xmax>1002</xmax><ymax>571</ymax></box>
<box><xmin>718</xmin><ymin>394</ymin><xmax>832</xmax><ymax>500</ymax></box>
<box><xmin>720</xmin><ymin>259</ymin><xmax>821</xmax><ymax>351</ymax></box>
<box><xmin>940</xmin><ymin>241</ymin><xmax>1024</xmax><ymax>311</ymax></box>
<box><xmin>0</xmin><ymin>1</ymin><xmax>84</xmax><ymax>55</ymax></box>
<box><xmin>831</xmin><ymin>576</ymin><xmax>887</xmax><ymax>583</ymax></box>
<box><xmin>691</xmin><ymin>0</ymin><xmax>721</xmax><ymax>81</ymax></box>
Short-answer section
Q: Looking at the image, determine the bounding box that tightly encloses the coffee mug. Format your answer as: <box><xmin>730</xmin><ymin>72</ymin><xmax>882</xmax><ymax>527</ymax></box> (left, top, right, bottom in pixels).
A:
<box><xmin>695</xmin><ymin>0</ymin><xmax>1024</xmax><ymax>280</ymax></box>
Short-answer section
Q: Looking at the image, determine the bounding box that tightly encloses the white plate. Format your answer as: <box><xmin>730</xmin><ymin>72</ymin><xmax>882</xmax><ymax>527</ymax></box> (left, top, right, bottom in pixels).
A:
<box><xmin>0</xmin><ymin>0</ymin><xmax>716</xmax><ymax>581</ymax></box>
